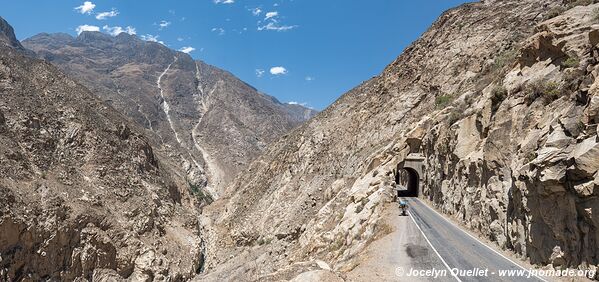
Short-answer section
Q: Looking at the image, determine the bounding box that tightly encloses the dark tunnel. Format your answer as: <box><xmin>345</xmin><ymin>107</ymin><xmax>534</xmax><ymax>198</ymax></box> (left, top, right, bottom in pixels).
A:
<box><xmin>395</xmin><ymin>167</ymin><xmax>419</xmax><ymax>197</ymax></box>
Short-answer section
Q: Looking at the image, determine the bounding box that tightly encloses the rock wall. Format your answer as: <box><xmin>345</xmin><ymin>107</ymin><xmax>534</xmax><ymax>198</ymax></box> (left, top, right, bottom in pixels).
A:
<box><xmin>0</xmin><ymin>34</ymin><xmax>202</xmax><ymax>281</ymax></box>
<box><xmin>419</xmin><ymin>3</ymin><xmax>599</xmax><ymax>270</ymax></box>
<box><xmin>197</xmin><ymin>0</ymin><xmax>599</xmax><ymax>280</ymax></box>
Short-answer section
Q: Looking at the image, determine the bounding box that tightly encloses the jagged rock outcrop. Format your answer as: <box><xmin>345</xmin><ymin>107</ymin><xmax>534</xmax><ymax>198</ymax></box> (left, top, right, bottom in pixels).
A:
<box><xmin>0</xmin><ymin>17</ymin><xmax>25</xmax><ymax>51</ymax></box>
<box><xmin>0</xmin><ymin>19</ymin><xmax>203</xmax><ymax>281</ymax></box>
<box><xmin>22</xmin><ymin>32</ymin><xmax>317</xmax><ymax>199</ymax></box>
<box><xmin>197</xmin><ymin>0</ymin><xmax>599</xmax><ymax>280</ymax></box>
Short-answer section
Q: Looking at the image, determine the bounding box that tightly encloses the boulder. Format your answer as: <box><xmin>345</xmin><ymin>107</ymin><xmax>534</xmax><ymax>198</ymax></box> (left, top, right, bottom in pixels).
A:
<box><xmin>583</xmin><ymin>94</ymin><xmax>599</xmax><ymax>125</ymax></box>
<box><xmin>570</xmin><ymin>136</ymin><xmax>599</xmax><ymax>178</ymax></box>
<box><xmin>289</xmin><ymin>270</ymin><xmax>344</xmax><ymax>282</ymax></box>
<box><xmin>517</xmin><ymin>32</ymin><xmax>567</xmax><ymax>68</ymax></box>
<box><xmin>453</xmin><ymin>115</ymin><xmax>480</xmax><ymax>159</ymax></box>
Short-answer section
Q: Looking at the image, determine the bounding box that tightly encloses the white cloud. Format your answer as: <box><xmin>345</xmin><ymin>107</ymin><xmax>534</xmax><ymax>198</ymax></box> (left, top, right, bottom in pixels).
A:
<box><xmin>211</xmin><ymin>27</ymin><xmax>225</xmax><ymax>35</ymax></box>
<box><xmin>287</xmin><ymin>101</ymin><xmax>307</xmax><ymax>106</ymax></box>
<box><xmin>255</xmin><ymin>69</ymin><xmax>265</xmax><ymax>78</ymax></box>
<box><xmin>258</xmin><ymin>22</ymin><xmax>297</xmax><ymax>32</ymax></box>
<box><xmin>103</xmin><ymin>25</ymin><xmax>136</xmax><ymax>36</ymax></box>
<box><xmin>270</xmin><ymin>66</ymin><xmax>288</xmax><ymax>75</ymax></box>
<box><xmin>258</xmin><ymin>11</ymin><xmax>297</xmax><ymax>32</ymax></box>
<box><xmin>76</xmin><ymin>24</ymin><xmax>100</xmax><ymax>35</ymax></box>
<box><xmin>214</xmin><ymin>0</ymin><xmax>234</xmax><ymax>4</ymax></box>
<box><xmin>140</xmin><ymin>34</ymin><xmax>165</xmax><ymax>45</ymax></box>
<box><xmin>251</xmin><ymin>7</ymin><xmax>262</xmax><ymax>16</ymax></box>
<box><xmin>177</xmin><ymin>37</ymin><xmax>184</xmax><ymax>42</ymax></box>
<box><xmin>159</xmin><ymin>20</ymin><xmax>171</xmax><ymax>30</ymax></box>
<box><xmin>75</xmin><ymin>1</ymin><xmax>95</xmax><ymax>14</ymax></box>
<box><xmin>265</xmin><ymin>11</ymin><xmax>278</xmax><ymax>20</ymax></box>
<box><xmin>305</xmin><ymin>76</ymin><xmax>314</xmax><ymax>81</ymax></box>
<box><xmin>179</xmin><ymin>46</ymin><xmax>195</xmax><ymax>54</ymax></box>
<box><xmin>96</xmin><ymin>9</ymin><xmax>118</xmax><ymax>20</ymax></box>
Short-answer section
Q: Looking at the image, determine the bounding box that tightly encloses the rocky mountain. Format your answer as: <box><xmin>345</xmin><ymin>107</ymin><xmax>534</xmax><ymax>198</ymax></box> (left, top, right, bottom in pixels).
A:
<box><xmin>22</xmin><ymin>32</ymin><xmax>318</xmax><ymax>199</ymax></box>
<box><xmin>0</xmin><ymin>18</ymin><xmax>205</xmax><ymax>281</ymax></box>
<box><xmin>5</xmin><ymin>0</ymin><xmax>599</xmax><ymax>280</ymax></box>
<box><xmin>0</xmin><ymin>18</ymin><xmax>21</xmax><ymax>50</ymax></box>
<box><xmin>196</xmin><ymin>0</ymin><xmax>599</xmax><ymax>280</ymax></box>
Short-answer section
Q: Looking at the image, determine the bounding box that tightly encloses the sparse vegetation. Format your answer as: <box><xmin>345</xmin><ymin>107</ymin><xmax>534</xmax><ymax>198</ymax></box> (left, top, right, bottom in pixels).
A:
<box><xmin>492</xmin><ymin>49</ymin><xmax>518</xmax><ymax>73</ymax></box>
<box><xmin>545</xmin><ymin>6</ymin><xmax>566</xmax><ymax>20</ymax></box>
<box><xmin>329</xmin><ymin>234</ymin><xmax>345</xmax><ymax>252</ymax></box>
<box><xmin>562</xmin><ymin>56</ymin><xmax>580</xmax><ymax>68</ymax></box>
<box><xmin>491</xmin><ymin>85</ymin><xmax>508</xmax><ymax>112</ymax></box>
<box><xmin>448</xmin><ymin>110</ymin><xmax>462</xmax><ymax>125</ymax></box>
<box><xmin>577</xmin><ymin>121</ymin><xmax>586</xmax><ymax>133</ymax></box>
<box><xmin>524</xmin><ymin>81</ymin><xmax>562</xmax><ymax>105</ymax></box>
<box><xmin>525</xmin><ymin>152</ymin><xmax>538</xmax><ymax>163</ymax></box>
<box><xmin>435</xmin><ymin>95</ymin><xmax>454</xmax><ymax>109</ymax></box>
<box><xmin>542</xmin><ymin>82</ymin><xmax>561</xmax><ymax>102</ymax></box>
<box><xmin>188</xmin><ymin>182</ymin><xmax>213</xmax><ymax>204</ymax></box>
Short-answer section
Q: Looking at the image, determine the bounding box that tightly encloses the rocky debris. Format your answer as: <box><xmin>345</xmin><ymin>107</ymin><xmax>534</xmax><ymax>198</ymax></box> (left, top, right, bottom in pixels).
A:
<box><xmin>288</xmin><ymin>270</ymin><xmax>344</xmax><ymax>282</ymax></box>
<box><xmin>0</xmin><ymin>19</ymin><xmax>202</xmax><ymax>281</ymax></box>
<box><xmin>22</xmin><ymin>32</ymin><xmax>317</xmax><ymax>197</ymax></box>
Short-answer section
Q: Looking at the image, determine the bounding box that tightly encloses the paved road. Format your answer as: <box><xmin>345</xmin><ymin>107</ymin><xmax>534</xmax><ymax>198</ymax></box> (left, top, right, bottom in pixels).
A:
<box><xmin>348</xmin><ymin>202</ymin><xmax>453</xmax><ymax>281</ymax></box>
<box><xmin>405</xmin><ymin>197</ymin><xmax>547</xmax><ymax>282</ymax></box>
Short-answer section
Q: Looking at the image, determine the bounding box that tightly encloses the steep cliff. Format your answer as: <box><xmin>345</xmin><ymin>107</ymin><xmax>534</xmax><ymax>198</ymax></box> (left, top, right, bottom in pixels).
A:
<box><xmin>0</xmin><ymin>17</ymin><xmax>25</xmax><ymax>50</ymax></box>
<box><xmin>198</xmin><ymin>0</ymin><xmax>599</xmax><ymax>280</ymax></box>
<box><xmin>0</xmin><ymin>18</ymin><xmax>203</xmax><ymax>281</ymax></box>
<box><xmin>23</xmin><ymin>32</ymin><xmax>317</xmax><ymax>198</ymax></box>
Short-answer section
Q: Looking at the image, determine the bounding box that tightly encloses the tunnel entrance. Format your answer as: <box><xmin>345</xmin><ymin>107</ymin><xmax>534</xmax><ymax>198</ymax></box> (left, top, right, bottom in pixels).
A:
<box><xmin>395</xmin><ymin>167</ymin><xmax>419</xmax><ymax>197</ymax></box>
<box><xmin>394</xmin><ymin>153</ymin><xmax>424</xmax><ymax>198</ymax></box>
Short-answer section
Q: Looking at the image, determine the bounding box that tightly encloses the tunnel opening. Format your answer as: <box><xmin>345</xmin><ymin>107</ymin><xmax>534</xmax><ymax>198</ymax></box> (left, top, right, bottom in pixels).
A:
<box><xmin>395</xmin><ymin>167</ymin><xmax>419</xmax><ymax>197</ymax></box>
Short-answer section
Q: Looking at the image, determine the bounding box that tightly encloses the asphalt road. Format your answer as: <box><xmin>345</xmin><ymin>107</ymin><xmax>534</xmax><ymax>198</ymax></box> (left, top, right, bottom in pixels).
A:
<box><xmin>404</xmin><ymin>197</ymin><xmax>547</xmax><ymax>282</ymax></box>
<box><xmin>348</xmin><ymin>202</ymin><xmax>453</xmax><ymax>281</ymax></box>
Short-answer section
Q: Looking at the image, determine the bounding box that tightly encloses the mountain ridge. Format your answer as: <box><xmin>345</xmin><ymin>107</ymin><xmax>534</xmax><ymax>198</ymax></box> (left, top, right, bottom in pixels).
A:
<box><xmin>23</xmin><ymin>30</ymin><xmax>318</xmax><ymax>198</ymax></box>
<box><xmin>0</xmin><ymin>17</ymin><xmax>206</xmax><ymax>280</ymax></box>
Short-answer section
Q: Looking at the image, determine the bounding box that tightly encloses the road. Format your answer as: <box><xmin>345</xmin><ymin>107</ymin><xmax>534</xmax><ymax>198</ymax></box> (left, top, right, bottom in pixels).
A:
<box><xmin>348</xmin><ymin>201</ymin><xmax>453</xmax><ymax>281</ymax></box>
<box><xmin>349</xmin><ymin>197</ymin><xmax>549</xmax><ymax>281</ymax></box>
<box><xmin>405</xmin><ymin>197</ymin><xmax>547</xmax><ymax>282</ymax></box>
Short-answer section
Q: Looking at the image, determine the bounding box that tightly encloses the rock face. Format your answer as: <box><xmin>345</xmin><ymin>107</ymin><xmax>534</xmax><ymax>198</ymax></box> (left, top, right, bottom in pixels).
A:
<box><xmin>197</xmin><ymin>0</ymin><xmax>599</xmax><ymax>280</ymax></box>
<box><xmin>22</xmin><ymin>32</ymin><xmax>317</xmax><ymax>198</ymax></box>
<box><xmin>0</xmin><ymin>17</ymin><xmax>25</xmax><ymax>50</ymax></box>
<box><xmin>0</xmin><ymin>18</ymin><xmax>203</xmax><ymax>280</ymax></box>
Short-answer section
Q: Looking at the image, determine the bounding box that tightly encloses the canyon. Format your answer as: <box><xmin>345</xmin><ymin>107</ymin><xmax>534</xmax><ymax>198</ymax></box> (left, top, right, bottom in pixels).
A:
<box><xmin>2</xmin><ymin>0</ymin><xmax>599</xmax><ymax>281</ymax></box>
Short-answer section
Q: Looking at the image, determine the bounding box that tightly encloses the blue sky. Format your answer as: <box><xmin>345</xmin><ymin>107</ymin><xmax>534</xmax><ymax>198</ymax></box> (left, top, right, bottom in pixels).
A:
<box><xmin>2</xmin><ymin>0</ymin><xmax>474</xmax><ymax>110</ymax></box>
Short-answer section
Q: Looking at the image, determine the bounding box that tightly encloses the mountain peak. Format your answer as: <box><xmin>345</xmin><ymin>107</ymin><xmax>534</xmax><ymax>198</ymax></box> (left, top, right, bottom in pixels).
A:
<box><xmin>76</xmin><ymin>30</ymin><xmax>114</xmax><ymax>43</ymax></box>
<box><xmin>0</xmin><ymin>16</ymin><xmax>26</xmax><ymax>50</ymax></box>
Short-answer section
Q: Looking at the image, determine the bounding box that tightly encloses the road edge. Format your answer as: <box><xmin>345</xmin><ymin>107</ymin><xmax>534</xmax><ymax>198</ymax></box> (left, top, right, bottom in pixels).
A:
<box><xmin>415</xmin><ymin>198</ymin><xmax>550</xmax><ymax>282</ymax></box>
